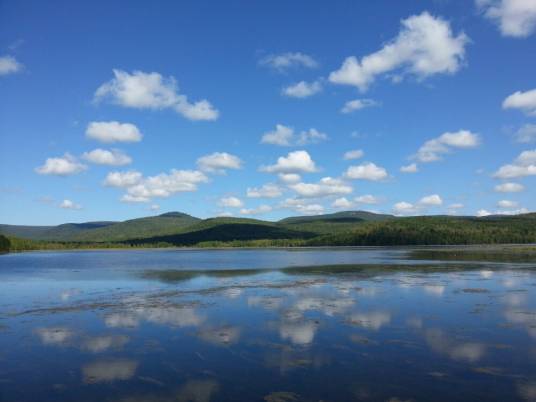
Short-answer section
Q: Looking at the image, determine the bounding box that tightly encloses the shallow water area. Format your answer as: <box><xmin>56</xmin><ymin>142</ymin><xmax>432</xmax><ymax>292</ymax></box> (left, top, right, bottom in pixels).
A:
<box><xmin>1</xmin><ymin>248</ymin><xmax>536</xmax><ymax>402</ymax></box>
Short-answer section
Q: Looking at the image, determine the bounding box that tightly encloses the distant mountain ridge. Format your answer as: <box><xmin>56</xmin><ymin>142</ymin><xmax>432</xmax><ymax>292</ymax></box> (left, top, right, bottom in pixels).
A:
<box><xmin>1</xmin><ymin>210</ymin><xmax>535</xmax><ymax>248</ymax></box>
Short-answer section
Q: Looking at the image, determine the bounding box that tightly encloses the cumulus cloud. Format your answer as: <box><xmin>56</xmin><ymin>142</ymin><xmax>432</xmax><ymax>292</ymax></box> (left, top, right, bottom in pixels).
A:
<box><xmin>344</xmin><ymin>162</ymin><xmax>388</xmax><ymax>181</ymax></box>
<box><xmin>0</xmin><ymin>55</ymin><xmax>23</xmax><ymax>75</ymax></box>
<box><xmin>86</xmin><ymin>121</ymin><xmax>142</xmax><ymax>143</ymax></box>
<box><xmin>493</xmin><ymin>149</ymin><xmax>536</xmax><ymax>178</ymax></box>
<box><xmin>239</xmin><ymin>204</ymin><xmax>272</xmax><ymax>215</ymax></box>
<box><xmin>261</xmin><ymin>124</ymin><xmax>328</xmax><ymax>146</ymax></box>
<box><xmin>259</xmin><ymin>52</ymin><xmax>319</xmax><ymax>71</ymax></box>
<box><xmin>477</xmin><ymin>207</ymin><xmax>529</xmax><ymax>216</ymax></box>
<box><xmin>332</xmin><ymin>197</ymin><xmax>352</xmax><ymax>208</ymax></box>
<box><xmin>289</xmin><ymin>177</ymin><xmax>352</xmax><ymax>198</ymax></box>
<box><xmin>355</xmin><ymin>194</ymin><xmax>380</xmax><ymax>204</ymax></box>
<box><xmin>503</xmin><ymin>88</ymin><xmax>536</xmax><ymax>115</ymax></box>
<box><xmin>515</xmin><ymin>124</ymin><xmax>536</xmax><ymax>143</ymax></box>
<box><xmin>393</xmin><ymin>201</ymin><xmax>420</xmax><ymax>215</ymax></box>
<box><xmin>105</xmin><ymin>169</ymin><xmax>208</xmax><ymax>203</ymax></box>
<box><xmin>477</xmin><ymin>0</ymin><xmax>536</xmax><ymax>37</ymax></box>
<box><xmin>219</xmin><ymin>196</ymin><xmax>243</xmax><ymax>208</ymax></box>
<box><xmin>498</xmin><ymin>199</ymin><xmax>518</xmax><ymax>208</ymax></box>
<box><xmin>282</xmin><ymin>80</ymin><xmax>322</xmax><ymax>98</ymax></box>
<box><xmin>82</xmin><ymin>148</ymin><xmax>132</xmax><ymax>166</ymax></box>
<box><xmin>196</xmin><ymin>152</ymin><xmax>242</xmax><ymax>174</ymax></box>
<box><xmin>419</xmin><ymin>194</ymin><xmax>443</xmax><ymax>206</ymax></box>
<box><xmin>329</xmin><ymin>12</ymin><xmax>468</xmax><ymax>92</ymax></box>
<box><xmin>341</xmin><ymin>99</ymin><xmax>379</xmax><ymax>113</ymax></box>
<box><xmin>247</xmin><ymin>183</ymin><xmax>283</xmax><ymax>198</ymax></box>
<box><xmin>94</xmin><ymin>69</ymin><xmax>219</xmax><ymax>121</ymax></box>
<box><xmin>103</xmin><ymin>170</ymin><xmax>143</xmax><ymax>187</ymax></box>
<box><xmin>414</xmin><ymin>130</ymin><xmax>481</xmax><ymax>162</ymax></box>
<box><xmin>278</xmin><ymin>173</ymin><xmax>301</xmax><ymax>183</ymax></box>
<box><xmin>59</xmin><ymin>199</ymin><xmax>82</xmax><ymax>210</ymax></box>
<box><xmin>343</xmin><ymin>149</ymin><xmax>364</xmax><ymax>160</ymax></box>
<box><xmin>393</xmin><ymin>194</ymin><xmax>443</xmax><ymax>215</ymax></box>
<box><xmin>280</xmin><ymin>198</ymin><xmax>325</xmax><ymax>215</ymax></box>
<box><xmin>494</xmin><ymin>182</ymin><xmax>524</xmax><ymax>192</ymax></box>
<box><xmin>400</xmin><ymin>163</ymin><xmax>418</xmax><ymax>173</ymax></box>
<box><xmin>35</xmin><ymin>153</ymin><xmax>87</xmax><ymax>176</ymax></box>
<box><xmin>261</xmin><ymin>150</ymin><xmax>318</xmax><ymax>174</ymax></box>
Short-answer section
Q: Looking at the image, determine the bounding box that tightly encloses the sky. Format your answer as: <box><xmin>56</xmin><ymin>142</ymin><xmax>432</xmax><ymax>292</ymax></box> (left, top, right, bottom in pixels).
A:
<box><xmin>1</xmin><ymin>0</ymin><xmax>536</xmax><ymax>225</ymax></box>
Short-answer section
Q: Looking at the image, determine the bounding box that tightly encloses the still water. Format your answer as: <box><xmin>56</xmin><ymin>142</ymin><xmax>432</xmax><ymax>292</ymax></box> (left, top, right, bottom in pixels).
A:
<box><xmin>0</xmin><ymin>248</ymin><xmax>535</xmax><ymax>401</ymax></box>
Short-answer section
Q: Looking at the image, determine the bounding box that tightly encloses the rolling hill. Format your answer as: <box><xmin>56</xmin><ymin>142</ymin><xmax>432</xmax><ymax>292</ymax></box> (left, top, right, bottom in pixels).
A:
<box><xmin>1</xmin><ymin>211</ymin><xmax>535</xmax><ymax>249</ymax></box>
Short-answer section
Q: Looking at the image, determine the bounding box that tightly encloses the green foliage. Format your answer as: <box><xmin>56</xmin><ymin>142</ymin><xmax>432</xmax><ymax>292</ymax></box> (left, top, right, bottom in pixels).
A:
<box><xmin>1</xmin><ymin>211</ymin><xmax>536</xmax><ymax>251</ymax></box>
<box><xmin>0</xmin><ymin>235</ymin><xmax>10</xmax><ymax>252</ymax></box>
<box><xmin>305</xmin><ymin>215</ymin><xmax>536</xmax><ymax>246</ymax></box>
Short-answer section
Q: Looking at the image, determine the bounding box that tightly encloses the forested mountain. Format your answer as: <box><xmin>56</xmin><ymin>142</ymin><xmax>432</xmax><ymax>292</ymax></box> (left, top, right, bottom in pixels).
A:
<box><xmin>1</xmin><ymin>211</ymin><xmax>535</xmax><ymax>250</ymax></box>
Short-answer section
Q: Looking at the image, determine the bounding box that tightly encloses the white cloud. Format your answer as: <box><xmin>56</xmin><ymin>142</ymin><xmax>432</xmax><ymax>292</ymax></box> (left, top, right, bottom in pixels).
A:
<box><xmin>261</xmin><ymin>124</ymin><xmax>328</xmax><ymax>146</ymax></box>
<box><xmin>94</xmin><ymin>69</ymin><xmax>219</xmax><ymax>121</ymax></box>
<box><xmin>278</xmin><ymin>173</ymin><xmax>301</xmax><ymax>183</ymax></box>
<box><xmin>261</xmin><ymin>124</ymin><xmax>294</xmax><ymax>146</ymax></box>
<box><xmin>332</xmin><ymin>197</ymin><xmax>352</xmax><ymax>208</ymax></box>
<box><xmin>329</xmin><ymin>12</ymin><xmax>468</xmax><ymax>92</ymax></box>
<box><xmin>296</xmin><ymin>128</ymin><xmax>328</xmax><ymax>145</ymax></box>
<box><xmin>59</xmin><ymin>199</ymin><xmax>82</xmax><ymax>210</ymax></box>
<box><xmin>261</xmin><ymin>150</ymin><xmax>318</xmax><ymax>174</ymax></box>
<box><xmin>247</xmin><ymin>183</ymin><xmax>283</xmax><ymax>198</ymax></box>
<box><xmin>149</xmin><ymin>204</ymin><xmax>160</xmax><ymax>212</ymax></box>
<box><xmin>82</xmin><ymin>149</ymin><xmax>132</xmax><ymax>166</ymax></box>
<box><xmin>239</xmin><ymin>204</ymin><xmax>272</xmax><ymax>215</ymax></box>
<box><xmin>400</xmin><ymin>163</ymin><xmax>419</xmax><ymax>173</ymax></box>
<box><xmin>341</xmin><ymin>99</ymin><xmax>379</xmax><ymax>113</ymax></box>
<box><xmin>503</xmin><ymin>88</ymin><xmax>536</xmax><ymax>115</ymax></box>
<box><xmin>498</xmin><ymin>199</ymin><xmax>518</xmax><ymax>208</ymax></box>
<box><xmin>344</xmin><ymin>162</ymin><xmax>388</xmax><ymax>181</ymax></box>
<box><xmin>493</xmin><ymin>149</ymin><xmax>536</xmax><ymax>178</ymax></box>
<box><xmin>477</xmin><ymin>208</ymin><xmax>493</xmax><ymax>217</ymax></box>
<box><xmin>515</xmin><ymin>124</ymin><xmax>536</xmax><ymax>143</ymax></box>
<box><xmin>494</xmin><ymin>182</ymin><xmax>524</xmax><ymax>192</ymax></box>
<box><xmin>355</xmin><ymin>194</ymin><xmax>380</xmax><ymax>204</ymax></box>
<box><xmin>289</xmin><ymin>177</ymin><xmax>352</xmax><ymax>198</ymax></box>
<box><xmin>86</xmin><ymin>121</ymin><xmax>142</xmax><ymax>143</ymax></box>
<box><xmin>103</xmin><ymin>170</ymin><xmax>143</xmax><ymax>187</ymax></box>
<box><xmin>477</xmin><ymin>0</ymin><xmax>536</xmax><ymax>37</ymax></box>
<box><xmin>0</xmin><ymin>55</ymin><xmax>22</xmax><ymax>75</ymax></box>
<box><xmin>280</xmin><ymin>198</ymin><xmax>325</xmax><ymax>215</ymax></box>
<box><xmin>393</xmin><ymin>201</ymin><xmax>420</xmax><ymax>215</ymax></box>
<box><xmin>219</xmin><ymin>196</ymin><xmax>243</xmax><ymax>208</ymax></box>
<box><xmin>259</xmin><ymin>52</ymin><xmax>319</xmax><ymax>71</ymax></box>
<box><xmin>196</xmin><ymin>152</ymin><xmax>242</xmax><ymax>174</ymax></box>
<box><xmin>282</xmin><ymin>80</ymin><xmax>322</xmax><ymax>98</ymax></box>
<box><xmin>343</xmin><ymin>149</ymin><xmax>364</xmax><ymax>160</ymax></box>
<box><xmin>108</xmin><ymin>169</ymin><xmax>208</xmax><ymax>203</ymax></box>
<box><xmin>124</xmin><ymin>170</ymin><xmax>208</xmax><ymax>202</ymax></box>
<box><xmin>414</xmin><ymin>130</ymin><xmax>481</xmax><ymax>162</ymax></box>
<box><xmin>478</xmin><ymin>207</ymin><xmax>529</xmax><ymax>216</ymax></box>
<box><xmin>393</xmin><ymin>194</ymin><xmax>443</xmax><ymax>215</ymax></box>
<box><xmin>419</xmin><ymin>194</ymin><xmax>443</xmax><ymax>206</ymax></box>
<box><xmin>35</xmin><ymin>154</ymin><xmax>87</xmax><ymax>176</ymax></box>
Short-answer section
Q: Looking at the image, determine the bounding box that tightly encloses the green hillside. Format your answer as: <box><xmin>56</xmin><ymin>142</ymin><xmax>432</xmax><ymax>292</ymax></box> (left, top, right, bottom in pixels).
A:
<box><xmin>2</xmin><ymin>211</ymin><xmax>536</xmax><ymax>250</ymax></box>
<box><xmin>69</xmin><ymin>212</ymin><xmax>200</xmax><ymax>242</ymax></box>
<box><xmin>0</xmin><ymin>222</ymin><xmax>115</xmax><ymax>240</ymax></box>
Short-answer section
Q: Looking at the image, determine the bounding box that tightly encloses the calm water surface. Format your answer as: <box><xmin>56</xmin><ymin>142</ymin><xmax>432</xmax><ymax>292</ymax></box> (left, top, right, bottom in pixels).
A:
<box><xmin>0</xmin><ymin>248</ymin><xmax>535</xmax><ymax>402</ymax></box>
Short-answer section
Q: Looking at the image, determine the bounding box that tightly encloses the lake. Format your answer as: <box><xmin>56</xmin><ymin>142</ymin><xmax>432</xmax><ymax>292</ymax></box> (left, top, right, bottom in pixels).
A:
<box><xmin>0</xmin><ymin>248</ymin><xmax>535</xmax><ymax>401</ymax></box>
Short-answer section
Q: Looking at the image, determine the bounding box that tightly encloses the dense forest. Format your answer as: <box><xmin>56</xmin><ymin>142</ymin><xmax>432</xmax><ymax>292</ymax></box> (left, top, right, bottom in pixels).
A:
<box><xmin>1</xmin><ymin>211</ymin><xmax>535</xmax><ymax>252</ymax></box>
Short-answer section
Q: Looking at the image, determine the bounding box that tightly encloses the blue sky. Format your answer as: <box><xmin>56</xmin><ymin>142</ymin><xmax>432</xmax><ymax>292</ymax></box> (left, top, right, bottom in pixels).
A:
<box><xmin>1</xmin><ymin>0</ymin><xmax>535</xmax><ymax>225</ymax></box>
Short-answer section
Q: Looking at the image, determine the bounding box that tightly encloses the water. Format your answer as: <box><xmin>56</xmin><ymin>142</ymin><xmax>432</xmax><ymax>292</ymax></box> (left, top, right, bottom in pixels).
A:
<box><xmin>0</xmin><ymin>248</ymin><xmax>535</xmax><ymax>401</ymax></box>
